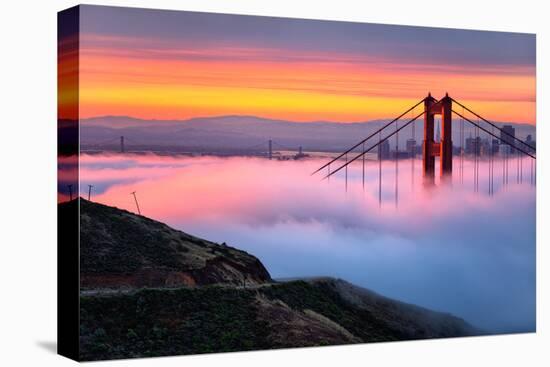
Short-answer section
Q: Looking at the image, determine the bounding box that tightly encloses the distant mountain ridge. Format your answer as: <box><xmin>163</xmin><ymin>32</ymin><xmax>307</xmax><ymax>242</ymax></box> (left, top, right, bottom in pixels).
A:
<box><xmin>82</xmin><ymin>114</ymin><xmax>535</xmax><ymax>129</ymax></box>
<box><xmin>80</xmin><ymin>115</ymin><xmax>536</xmax><ymax>153</ymax></box>
<box><xmin>82</xmin><ymin>114</ymin><xmax>386</xmax><ymax>128</ymax></box>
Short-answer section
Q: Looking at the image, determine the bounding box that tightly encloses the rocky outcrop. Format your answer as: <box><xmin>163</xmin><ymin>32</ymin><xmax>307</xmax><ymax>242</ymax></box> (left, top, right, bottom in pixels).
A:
<box><xmin>61</xmin><ymin>199</ymin><xmax>271</xmax><ymax>289</ymax></box>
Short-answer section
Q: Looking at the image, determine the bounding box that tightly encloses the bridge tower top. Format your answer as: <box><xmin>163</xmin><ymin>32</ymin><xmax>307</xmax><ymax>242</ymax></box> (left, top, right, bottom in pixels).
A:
<box><xmin>423</xmin><ymin>94</ymin><xmax>452</xmax><ymax>180</ymax></box>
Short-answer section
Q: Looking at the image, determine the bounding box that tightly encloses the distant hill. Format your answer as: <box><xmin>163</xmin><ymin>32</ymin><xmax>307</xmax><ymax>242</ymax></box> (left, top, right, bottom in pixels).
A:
<box><xmin>66</xmin><ymin>199</ymin><xmax>483</xmax><ymax>360</ymax></box>
<box><xmin>79</xmin><ymin>115</ymin><xmax>536</xmax><ymax>153</ymax></box>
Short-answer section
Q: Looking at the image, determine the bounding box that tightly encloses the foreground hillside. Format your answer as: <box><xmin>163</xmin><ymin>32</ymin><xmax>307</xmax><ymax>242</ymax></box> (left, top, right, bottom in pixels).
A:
<box><xmin>63</xmin><ymin>199</ymin><xmax>482</xmax><ymax>360</ymax></box>
<box><xmin>80</xmin><ymin>278</ymin><xmax>480</xmax><ymax>360</ymax></box>
<box><xmin>73</xmin><ymin>199</ymin><xmax>271</xmax><ymax>288</ymax></box>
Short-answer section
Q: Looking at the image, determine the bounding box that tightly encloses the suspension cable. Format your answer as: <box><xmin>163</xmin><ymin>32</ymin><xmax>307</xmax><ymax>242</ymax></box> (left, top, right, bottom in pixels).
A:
<box><xmin>322</xmin><ymin>110</ymin><xmax>424</xmax><ymax>180</ymax></box>
<box><xmin>312</xmin><ymin>97</ymin><xmax>429</xmax><ymax>175</ymax></box>
<box><xmin>452</xmin><ymin>110</ymin><xmax>535</xmax><ymax>159</ymax></box>
<box><xmin>451</xmin><ymin>97</ymin><xmax>534</xmax><ymax>152</ymax></box>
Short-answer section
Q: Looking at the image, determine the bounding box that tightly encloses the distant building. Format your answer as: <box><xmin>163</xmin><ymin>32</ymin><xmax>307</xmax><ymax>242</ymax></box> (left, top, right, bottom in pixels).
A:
<box><xmin>500</xmin><ymin>125</ymin><xmax>516</xmax><ymax>153</ymax></box>
<box><xmin>500</xmin><ymin>144</ymin><xmax>512</xmax><ymax>156</ymax></box>
<box><xmin>465</xmin><ymin>135</ymin><xmax>481</xmax><ymax>155</ymax></box>
<box><xmin>492</xmin><ymin>139</ymin><xmax>500</xmax><ymax>155</ymax></box>
<box><xmin>465</xmin><ymin>136</ymin><xmax>474</xmax><ymax>154</ymax></box>
<box><xmin>406</xmin><ymin>138</ymin><xmax>417</xmax><ymax>157</ymax></box>
<box><xmin>378</xmin><ymin>139</ymin><xmax>390</xmax><ymax>160</ymax></box>
<box><xmin>479</xmin><ymin>138</ymin><xmax>491</xmax><ymax>156</ymax></box>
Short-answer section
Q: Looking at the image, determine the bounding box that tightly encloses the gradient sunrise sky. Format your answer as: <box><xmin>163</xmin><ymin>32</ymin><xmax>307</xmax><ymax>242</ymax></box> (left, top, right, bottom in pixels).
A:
<box><xmin>64</xmin><ymin>5</ymin><xmax>536</xmax><ymax>124</ymax></box>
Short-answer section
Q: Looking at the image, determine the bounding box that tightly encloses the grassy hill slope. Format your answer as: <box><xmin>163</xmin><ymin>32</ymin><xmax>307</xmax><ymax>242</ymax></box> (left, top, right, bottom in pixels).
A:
<box><xmin>64</xmin><ymin>199</ymin><xmax>482</xmax><ymax>361</ymax></box>
<box><xmin>68</xmin><ymin>199</ymin><xmax>271</xmax><ymax>288</ymax></box>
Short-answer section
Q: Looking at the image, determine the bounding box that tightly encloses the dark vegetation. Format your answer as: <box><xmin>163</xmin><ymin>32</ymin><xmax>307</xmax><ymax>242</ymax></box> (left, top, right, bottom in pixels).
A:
<box><xmin>80</xmin><ymin>280</ymin><xmax>480</xmax><ymax>360</ymax></box>
<box><xmin>260</xmin><ymin>280</ymin><xmax>479</xmax><ymax>342</ymax></box>
<box><xmin>80</xmin><ymin>287</ymin><xmax>270</xmax><ymax>360</ymax></box>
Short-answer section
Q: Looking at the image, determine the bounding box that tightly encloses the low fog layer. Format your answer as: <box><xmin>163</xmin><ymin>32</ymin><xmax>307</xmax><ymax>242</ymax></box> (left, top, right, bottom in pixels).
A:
<box><xmin>74</xmin><ymin>154</ymin><xmax>536</xmax><ymax>333</ymax></box>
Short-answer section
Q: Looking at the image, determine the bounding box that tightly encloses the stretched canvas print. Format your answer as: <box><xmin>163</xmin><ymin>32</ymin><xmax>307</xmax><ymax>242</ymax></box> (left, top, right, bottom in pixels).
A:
<box><xmin>58</xmin><ymin>4</ymin><xmax>536</xmax><ymax>361</ymax></box>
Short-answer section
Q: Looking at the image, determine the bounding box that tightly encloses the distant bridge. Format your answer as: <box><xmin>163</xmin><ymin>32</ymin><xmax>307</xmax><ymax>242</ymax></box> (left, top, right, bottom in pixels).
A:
<box><xmin>80</xmin><ymin>136</ymin><xmax>306</xmax><ymax>159</ymax></box>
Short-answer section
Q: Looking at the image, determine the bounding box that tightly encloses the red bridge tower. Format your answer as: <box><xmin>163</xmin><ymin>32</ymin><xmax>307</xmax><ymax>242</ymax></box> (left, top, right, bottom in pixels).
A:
<box><xmin>423</xmin><ymin>93</ymin><xmax>453</xmax><ymax>179</ymax></box>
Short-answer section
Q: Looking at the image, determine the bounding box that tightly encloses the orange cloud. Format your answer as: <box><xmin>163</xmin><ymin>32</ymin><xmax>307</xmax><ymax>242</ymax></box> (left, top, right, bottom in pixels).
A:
<box><xmin>77</xmin><ymin>37</ymin><xmax>536</xmax><ymax>124</ymax></box>
<box><xmin>58</xmin><ymin>35</ymin><xmax>79</xmax><ymax>120</ymax></box>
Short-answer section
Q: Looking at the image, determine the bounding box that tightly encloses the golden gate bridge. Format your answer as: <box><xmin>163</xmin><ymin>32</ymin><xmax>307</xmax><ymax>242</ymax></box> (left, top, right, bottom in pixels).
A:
<box><xmin>312</xmin><ymin>93</ymin><xmax>536</xmax><ymax>201</ymax></box>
